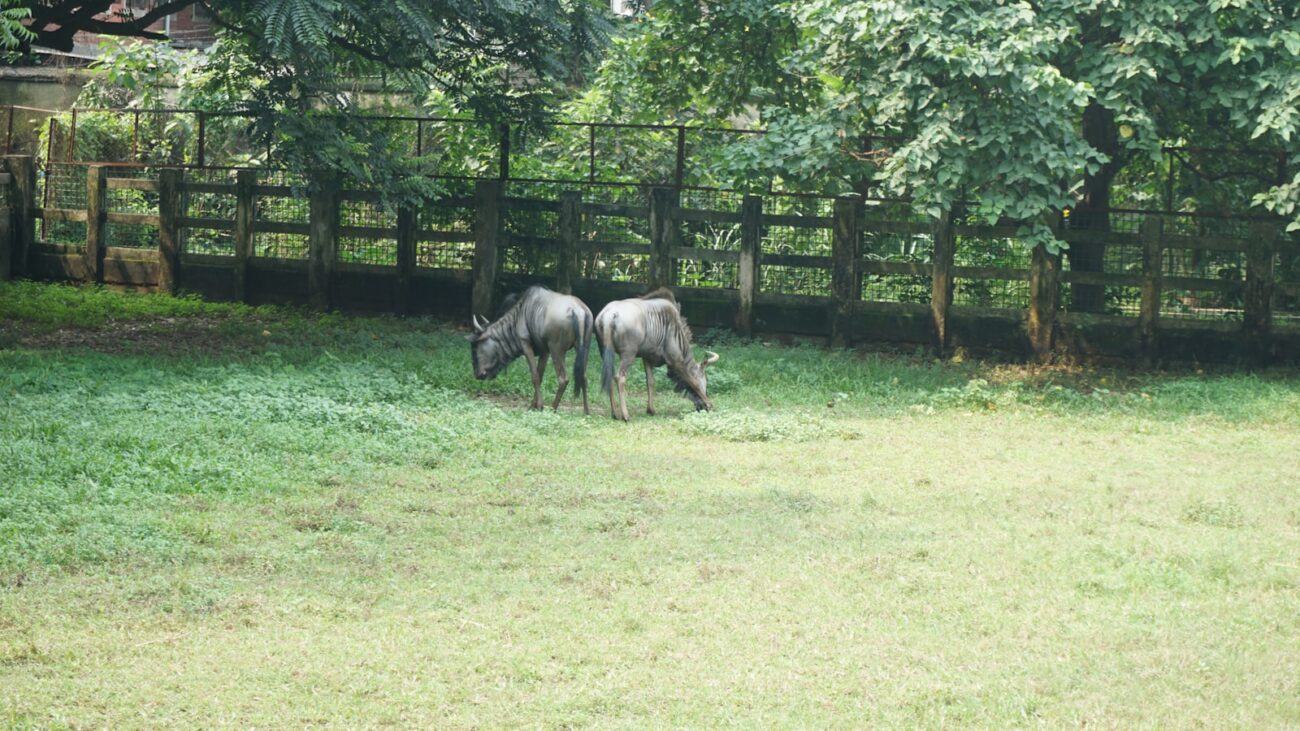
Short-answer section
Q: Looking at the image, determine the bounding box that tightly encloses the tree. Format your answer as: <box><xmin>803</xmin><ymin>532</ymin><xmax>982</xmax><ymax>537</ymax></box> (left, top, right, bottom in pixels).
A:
<box><xmin>6</xmin><ymin>0</ymin><xmax>609</xmax><ymax>201</ymax></box>
<box><xmin>599</xmin><ymin>1</ymin><xmax>1300</xmax><ymax>309</ymax></box>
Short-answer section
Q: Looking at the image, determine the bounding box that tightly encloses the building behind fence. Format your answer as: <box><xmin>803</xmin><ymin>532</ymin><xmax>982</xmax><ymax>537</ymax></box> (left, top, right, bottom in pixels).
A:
<box><xmin>2</xmin><ymin>105</ymin><xmax>1298</xmax><ymax>364</ymax></box>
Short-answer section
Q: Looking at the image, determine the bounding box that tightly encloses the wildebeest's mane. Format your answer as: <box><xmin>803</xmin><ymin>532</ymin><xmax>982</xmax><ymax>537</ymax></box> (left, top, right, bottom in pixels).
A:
<box><xmin>647</xmin><ymin>299</ymin><xmax>704</xmax><ymax>406</ymax></box>
<box><xmin>639</xmin><ymin>287</ymin><xmax>677</xmax><ymax>305</ymax></box>
<box><xmin>496</xmin><ymin>285</ymin><xmax>548</xmax><ymax>319</ymax></box>
<box><xmin>495</xmin><ymin>293</ymin><xmax>520</xmax><ymax>319</ymax></box>
<box><xmin>644</xmin><ymin>299</ymin><xmax>693</xmax><ymax>355</ymax></box>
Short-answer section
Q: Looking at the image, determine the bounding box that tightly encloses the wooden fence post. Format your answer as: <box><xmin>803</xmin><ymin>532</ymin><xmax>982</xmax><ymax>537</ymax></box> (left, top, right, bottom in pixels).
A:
<box><xmin>1243</xmin><ymin>221</ymin><xmax>1278</xmax><ymax>362</ymax></box>
<box><xmin>736</xmin><ymin>194</ymin><xmax>762</xmax><ymax>336</ymax></box>
<box><xmin>307</xmin><ymin>174</ymin><xmax>340</xmax><ymax>310</ymax></box>
<box><xmin>85</xmin><ymin>165</ymin><xmax>108</xmax><ymax>284</ymax></box>
<box><xmin>830</xmin><ymin>195</ymin><xmax>862</xmax><ymax>347</ymax></box>
<box><xmin>157</xmin><ymin>168</ymin><xmax>182</xmax><ymax>294</ymax></box>
<box><xmin>0</xmin><ymin>171</ymin><xmax>11</xmax><ymax>281</ymax></box>
<box><xmin>1027</xmin><ymin>213</ymin><xmax>1062</xmax><ymax>362</ymax></box>
<box><xmin>472</xmin><ymin>179</ymin><xmax>502</xmax><ymax>318</ymax></box>
<box><xmin>648</xmin><ymin>186</ymin><xmax>679</xmax><ymax>289</ymax></box>
<box><xmin>3</xmin><ymin>156</ymin><xmax>35</xmax><ymax>276</ymax></box>
<box><xmin>930</xmin><ymin>209</ymin><xmax>955</xmax><ymax>355</ymax></box>
<box><xmin>233</xmin><ymin>169</ymin><xmax>255</xmax><ymax>303</ymax></box>
<box><xmin>396</xmin><ymin>204</ymin><xmax>417</xmax><ymax>314</ymax></box>
<box><xmin>557</xmin><ymin>190</ymin><xmax>581</xmax><ymax>294</ymax></box>
<box><xmin>1137</xmin><ymin>214</ymin><xmax>1164</xmax><ymax>365</ymax></box>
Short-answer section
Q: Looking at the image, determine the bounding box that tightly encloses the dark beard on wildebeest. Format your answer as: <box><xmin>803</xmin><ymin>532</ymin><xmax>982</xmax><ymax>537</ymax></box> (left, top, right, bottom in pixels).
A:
<box><xmin>471</xmin><ymin>336</ymin><xmax>514</xmax><ymax>380</ymax></box>
<box><xmin>666</xmin><ymin>366</ymin><xmax>708</xmax><ymax>410</ymax></box>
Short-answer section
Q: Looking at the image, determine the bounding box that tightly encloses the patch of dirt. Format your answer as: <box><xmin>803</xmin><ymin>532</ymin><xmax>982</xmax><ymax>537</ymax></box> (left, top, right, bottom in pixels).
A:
<box><xmin>1</xmin><ymin>317</ymin><xmax>262</xmax><ymax>356</ymax></box>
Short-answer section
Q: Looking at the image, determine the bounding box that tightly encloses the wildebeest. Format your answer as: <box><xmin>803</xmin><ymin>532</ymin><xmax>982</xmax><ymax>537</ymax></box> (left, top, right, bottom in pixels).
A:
<box><xmin>466</xmin><ymin>286</ymin><xmax>594</xmax><ymax>413</ymax></box>
<box><xmin>594</xmin><ymin>288</ymin><xmax>719</xmax><ymax>421</ymax></box>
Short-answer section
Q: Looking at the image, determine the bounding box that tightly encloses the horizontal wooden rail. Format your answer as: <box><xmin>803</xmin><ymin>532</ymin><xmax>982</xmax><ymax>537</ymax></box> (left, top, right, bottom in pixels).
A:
<box><xmin>37</xmin><ymin>207</ymin><xmax>88</xmax><ymax>222</ymax></box>
<box><xmin>1059</xmin><ymin>229</ymin><xmax>1139</xmax><ymax>247</ymax></box>
<box><xmin>575</xmin><ymin>240</ymin><xmax>651</xmax><ymax>256</ymax></box>
<box><xmin>508</xmin><ymin>234</ymin><xmax>560</xmax><ymax>249</ymax></box>
<box><xmin>763</xmin><ymin>253</ymin><xmax>833</xmax><ymax>268</ymax></box>
<box><xmin>583</xmin><ymin>202</ymin><xmax>648</xmax><ymax>218</ymax></box>
<box><xmin>1061</xmin><ymin>270</ymin><xmax>1143</xmax><ymax>287</ymax></box>
<box><xmin>106</xmin><ymin>212</ymin><xmax>159</xmax><ymax>226</ymax></box>
<box><xmin>677</xmin><ymin>207</ymin><xmax>742</xmax><ymax>225</ymax></box>
<box><xmin>862</xmin><ymin>220</ymin><xmax>929</xmax><ymax>236</ymax></box>
<box><xmin>1162</xmin><ymin>233</ymin><xmax>1249</xmax><ymax>252</ymax></box>
<box><xmin>338</xmin><ymin>225</ymin><xmax>397</xmax><ymax>240</ymax></box>
<box><xmin>1163</xmin><ymin>275</ymin><xmax>1238</xmax><ymax>292</ymax></box>
<box><xmin>757</xmin><ymin>291</ymin><xmax>833</xmax><ymax>307</ymax></box>
<box><xmin>504</xmin><ymin>197</ymin><xmax>561</xmax><ymax>213</ymax></box>
<box><xmin>179</xmin><ymin>216</ymin><xmax>235</xmax><ymax>231</ymax></box>
<box><xmin>252</xmin><ymin>184</ymin><xmax>298</xmax><ymax>197</ymax></box>
<box><xmin>339</xmin><ymin>190</ymin><xmax>385</xmax><ymax>203</ymax></box>
<box><xmin>106</xmin><ymin>178</ymin><xmax>159</xmax><ymax>192</ymax></box>
<box><xmin>416</xmin><ymin>230</ymin><xmax>474</xmax><ymax>243</ymax></box>
<box><xmin>953</xmin><ymin>224</ymin><xmax>1022</xmax><ymax>238</ymax></box>
<box><xmin>762</xmin><ymin>213</ymin><xmax>833</xmax><ymax>229</ymax></box>
<box><xmin>670</xmin><ymin>246</ymin><xmax>740</xmax><ymax>263</ymax></box>
<box><xmin>861</xmin><ymin>260</ymin><xmax>929</xmax><ymax>276</ymax></box>
<box><xmin>180</xmin><ymin>182</ymin><xmax>235</xmax><ymax>195</ymax></box>
<box><xmin>255</xmin><ymin>220</ymin><xmax>311</xmax><ymax>235</ymax></box>
<box><xmin>104</xmin><ymin>245</ymin><xmax>157</xmax><ymax>261</ymax></box>
<box><xmin>953</xmin><ymin>266</ymin><xmax>1029</xmax><ymax>281</ymax></box>
<box><xmin>33</xmin><ymin>242</ymin><xmax>83</xmax><ymax>254</ymax></box>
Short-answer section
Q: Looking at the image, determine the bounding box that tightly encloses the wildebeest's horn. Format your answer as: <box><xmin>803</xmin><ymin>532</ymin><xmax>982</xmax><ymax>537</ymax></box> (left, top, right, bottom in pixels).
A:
<box><xmin>702</xmin><ymin>351</ymin><xmax>720</xmax><ymax>367</ymax></box>
<box><xmin>472</xmin><ymin>314</ymin><xmax>488</xmax><ymax>333</ymax></box>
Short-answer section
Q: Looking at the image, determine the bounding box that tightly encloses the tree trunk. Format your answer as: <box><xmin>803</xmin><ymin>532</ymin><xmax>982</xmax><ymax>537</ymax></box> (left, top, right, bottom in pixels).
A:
<box><xmin>1067</xmin><ymin>101</ymin><xmax>1120</xmax><ymax>313</ymax></box>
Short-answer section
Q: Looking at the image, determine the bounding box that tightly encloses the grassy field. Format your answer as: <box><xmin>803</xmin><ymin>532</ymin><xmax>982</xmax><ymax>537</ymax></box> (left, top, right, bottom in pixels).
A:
<box><xmin>2</xmin><ymin>280</ymin><xmax>1299</xmax><ymax>729</ymax></box>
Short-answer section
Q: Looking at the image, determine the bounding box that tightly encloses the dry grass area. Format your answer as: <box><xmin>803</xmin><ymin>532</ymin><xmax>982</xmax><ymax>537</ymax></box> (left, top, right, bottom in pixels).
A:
<box><xmin>2</xmin><ymin>281</ymin><xmax>1299</xmax><ymax>728</ymax></box>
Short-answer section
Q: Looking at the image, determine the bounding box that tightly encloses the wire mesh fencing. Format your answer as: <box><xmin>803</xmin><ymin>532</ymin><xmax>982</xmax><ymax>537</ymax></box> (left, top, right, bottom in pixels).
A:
<box><xmin>580</xmin><ymin>184</ymin><xmax>651</xmax><ymax>283</ymax></box>
<box><xmin>861</xmin><ymin>199</ymin><xmax>932</xmax><ymax>305</ymax></box>
<box><xmin>676</xmin><ymin>189</ymin><xmax>744</xmax><ymax>290</ymax></box>
<box><xmin>254</xmin><ymin>170</ymin><xmax>310</xmax><ymax>259</ymax></box>
<box><xmin>761</xmin><ymin>195</ymin><xmax>833</xmax><ymax>297</ymax></box>
<box><xmin>418</xmin><ymin>198</ymin><xmax>475</xmax><ymax>271</ymax></box>
<box><xmin>182</xmin><ymin>168</ymin><xmax>237</xmax><ymax>255</ymax></box>
<box><xmin>338</xmin><ymin>198</ymin><xmax>398</xmax><ymax>265</ymax></box>
<box><xmin>40</xmin><ymin>162</ymin><xmax>89</xmax><ymax>247</ymax></box>
<box><xmin>105</xmin><ymin>167</ymin><xmax>159</xmax><ymax>249</ymax></box>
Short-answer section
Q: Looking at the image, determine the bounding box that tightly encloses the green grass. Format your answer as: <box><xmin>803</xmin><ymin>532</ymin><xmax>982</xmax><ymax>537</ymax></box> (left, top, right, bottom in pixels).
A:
<box><xmin>2</xmin><ymin>281</ymin><xmax>1299</xmax><ymax>728</ymax></box>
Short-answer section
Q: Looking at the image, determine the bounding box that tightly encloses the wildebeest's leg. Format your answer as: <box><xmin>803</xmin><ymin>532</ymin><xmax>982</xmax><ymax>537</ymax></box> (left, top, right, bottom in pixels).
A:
<box><xmin>550</xmin><ymin>350</ymin><xmax>569</xmax><ymax>411</ymax></box>
<box><xmin>522</xmin><ymin>347</ymin><xmax>543</xmax><ymax>410</ymax></box>
<box><xmin>615</xmin><ymin>353</ymin><xmax>637</xmax><ymax>422</ymax></box>
<box><xmin>644</xmin><ymin>361</ymin><xmax>656</xmax><ymax>415</ymax></box>
<box><xmin>532</xmin><ymin>352</ymin><xmax>548</xmax><ymax>409</ymax></box>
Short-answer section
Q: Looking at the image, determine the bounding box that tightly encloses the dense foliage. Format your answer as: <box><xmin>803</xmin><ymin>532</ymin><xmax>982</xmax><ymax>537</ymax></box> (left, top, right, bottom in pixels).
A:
<box><xmin>12</xmin><ymin>0</ymin><xmax>609</xmax><ymax>201</ymax></box>
<box><xmin>599</xmin><ymin>1</ymin><xmax>1300</xmax><ymax>241</ymax></box>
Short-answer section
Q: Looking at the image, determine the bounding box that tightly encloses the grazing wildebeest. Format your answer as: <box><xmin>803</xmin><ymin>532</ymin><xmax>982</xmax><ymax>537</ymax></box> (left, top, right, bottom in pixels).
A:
<box><xmin>594</xmin><ymin>288</ymin><xmax>719</xmax><ymax>421</ymax></box>
<box><xmin>466</xmin><ymin>286</ymin><xmax>594</xmax><ymax>413</ymax></box>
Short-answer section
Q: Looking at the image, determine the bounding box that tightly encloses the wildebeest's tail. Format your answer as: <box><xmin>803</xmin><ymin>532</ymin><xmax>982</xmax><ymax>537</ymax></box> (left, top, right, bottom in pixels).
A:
<box><xmin>599</xmin><ymin>323</ymin><xmax>616</xmax><ymax>397</ymax></box>
<box><xmin>573</xmin><ymin>309</ymin><xmax>592</xmax><ymax>400</ymax></box>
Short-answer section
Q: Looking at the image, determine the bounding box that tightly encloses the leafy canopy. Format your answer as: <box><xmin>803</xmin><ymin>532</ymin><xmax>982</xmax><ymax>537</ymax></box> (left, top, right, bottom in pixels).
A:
<box><xmin>8</xmin><ymin>0</ymin><xmax>609</xmax><ymax>200</ymax></box>
<box><xmin>600</xmin><ymin>0</ymin><xmax>1300</xmax><ymax>238</ymax></box>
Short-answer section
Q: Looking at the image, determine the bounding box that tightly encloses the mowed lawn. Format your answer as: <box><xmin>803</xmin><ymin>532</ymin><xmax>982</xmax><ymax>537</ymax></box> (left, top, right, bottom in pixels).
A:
<box><xmin>2</xmin><ymin>281</ymin><xmax>1299</xmax><ymax>729</ymax></box>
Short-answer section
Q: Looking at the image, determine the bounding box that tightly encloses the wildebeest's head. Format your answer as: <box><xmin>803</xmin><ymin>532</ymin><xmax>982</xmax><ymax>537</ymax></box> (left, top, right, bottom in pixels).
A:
<box><xmin>668</xmin><ymin>350</ymin><xmax>720</xmax><ymax>410</ymax></box>
<box><xmin>466</xmin><ymin>314</ymin><xmax>510</xmax><ymax>380</ymax></box>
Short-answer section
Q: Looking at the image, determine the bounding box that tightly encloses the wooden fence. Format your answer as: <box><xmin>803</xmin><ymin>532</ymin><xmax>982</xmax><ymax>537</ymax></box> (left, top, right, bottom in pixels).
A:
<box><xmin>3</xmin><ymin>155</ymin><xmax>1298</xmax><ymax>363</ymax></box>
